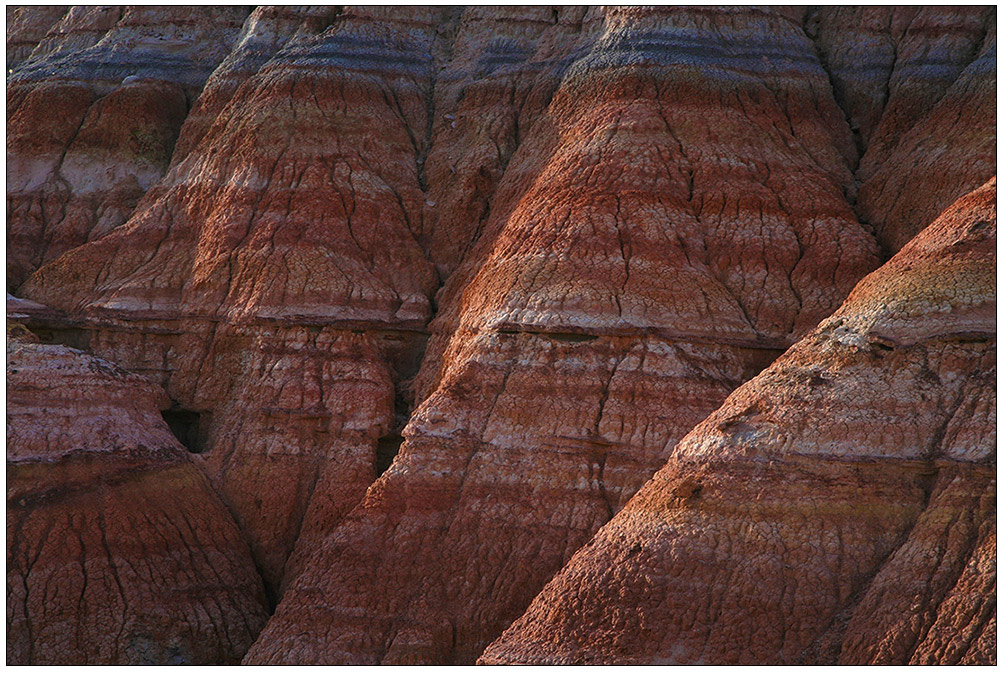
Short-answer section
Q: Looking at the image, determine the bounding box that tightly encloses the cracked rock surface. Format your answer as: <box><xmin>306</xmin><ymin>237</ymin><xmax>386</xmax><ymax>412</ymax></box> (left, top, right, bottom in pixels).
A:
<box><xmin>6</xmin><ymin>7</ymin><xmax>251</xmax><ymax>287</ymax></box>
<box><xmin>6</xmin><ymin>5</ymin><xmax>997</xmax><ymax>666</ymax></box>
<box><xmin>481</xmin><ymin>179</ymin><xmax>996</xmax><ymax>665</ymax></box>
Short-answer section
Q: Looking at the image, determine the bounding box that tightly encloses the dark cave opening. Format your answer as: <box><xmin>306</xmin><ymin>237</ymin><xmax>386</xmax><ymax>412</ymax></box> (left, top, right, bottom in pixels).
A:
<box><xmin>375</xmin><ymin>434</ymin><xmax>403</xmax><ymax>477</ymax></box>
<box><xmin>162</xmin><ymin>409</ymin><xmax>203</xmax><ymax>454</ymax></box>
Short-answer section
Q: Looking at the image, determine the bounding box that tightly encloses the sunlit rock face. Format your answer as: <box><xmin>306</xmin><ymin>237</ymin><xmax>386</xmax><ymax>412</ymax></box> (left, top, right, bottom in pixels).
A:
<box><xmin>246</xmin><ymin>6</ymin><xmax>886</xmax><ymax>664</ymax></box>
<box><xmin>7</xmin><ymin>5</ymin><xmax>996</xmax><ymax>667</ymax></box>
<box><xmin>482</xmin><ymin>179</ymin><xmax>996</xmax><ymax>666</ymax></box>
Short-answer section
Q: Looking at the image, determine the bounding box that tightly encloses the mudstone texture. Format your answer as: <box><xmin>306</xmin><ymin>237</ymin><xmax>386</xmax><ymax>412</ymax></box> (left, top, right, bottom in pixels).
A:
<box><xmin>6</xmin><ymin>5</ymin><xmax>995</xmax><ymax>666</ymax></box>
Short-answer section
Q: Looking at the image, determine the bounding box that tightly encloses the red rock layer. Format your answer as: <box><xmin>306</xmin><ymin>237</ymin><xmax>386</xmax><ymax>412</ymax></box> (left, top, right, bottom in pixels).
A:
<box><xmin>857</xmin><ymin>24</ymin><xmax>995</xmax><ymax>255</ymax></box>
<box><xmin>5</xmin><ymin>5</ymin><xmax>67</xmax><ymax>68</ymax></box>
<box><xmin>245</xmin><ymin>7</ymin><xmax>883</xmax><ymax>665</ymax></box>
<box><xmin>810</xmin><ymin>7</ymin><xmax>989</xmax><ymax>166</ymax></box>
<box><xmin>18</xmin><ymin>7</ymin><xmax>445</xmax><ymax>599</ymax></box>
<box><xmin>481</xmin><ymin>179</ymin><xmax>995</xmax><ymax>665</ymax></box>
<box><xmin>169</xmin><ymin>6</ymin><xmax>344</xmax><ymax>165</ymax></box>
<box><xmin>15</xmin><ymin>7</ymin><xmax>602</xmax><ymax>601</ymax></box>
<box><xmin>6</xmin><ymin>337</ymin><xmax>269</xmax><ymax>665</ymax></box>
<box><xmin>6</xmin><ymin>6</ymin><xmax>250</xmax><ymax>287</ymax></box>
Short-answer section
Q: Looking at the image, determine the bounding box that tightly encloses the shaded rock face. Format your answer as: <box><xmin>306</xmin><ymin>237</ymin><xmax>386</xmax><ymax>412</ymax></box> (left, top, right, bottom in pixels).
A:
<box><xmin>6</xmin><ymin>6</ymin><xmax>251</xmax><ymax>287</ymax></box>
<box><xmin>808</xmin><ymin>6</ymin><xmax>995</xmax><ymax>254</ymax></box>
<box><xmin>482</xmin><ymin>179</ymin><xmax>996</xmax><ymax>666</ymax></box>
<box><xmin>6</xmin><ymin>5</ymin><xmax>67</xmax><ymax>68</ymax></box>
<box><xmin>6</xmin><ymin>5</ymin><xmax>996</xmax><ymax>667</ymax></box>
<box><xmin>6</xmin><ymin>338</ymin><xmax>269</xmax><ymax>665</ymax></box>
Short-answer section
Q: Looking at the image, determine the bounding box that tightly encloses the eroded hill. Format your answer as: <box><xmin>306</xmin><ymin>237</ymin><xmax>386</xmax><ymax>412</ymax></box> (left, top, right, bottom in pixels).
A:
<box><xmin>6</xmin><ymin>6</ymin><xmax>996</xmax><ymax>665</ymax></box>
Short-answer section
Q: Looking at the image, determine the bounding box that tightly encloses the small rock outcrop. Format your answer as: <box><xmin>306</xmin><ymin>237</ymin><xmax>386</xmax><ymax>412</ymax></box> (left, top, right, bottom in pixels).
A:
<box><xmin>6</xmin><ymin>336</ymin><xmax>269</xmax><ymax>665</ymax></box>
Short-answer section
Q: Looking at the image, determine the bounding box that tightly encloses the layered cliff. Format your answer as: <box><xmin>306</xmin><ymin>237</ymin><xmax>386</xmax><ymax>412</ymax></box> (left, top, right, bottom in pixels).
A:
<box><xmin>6</xmin><ymin>6</ymin><xmax>251</xmax><ymax>287</ymax></box>
<box><xmin>482</xmin><ymin>179</ymin><xmax>996</xmax><ymax>665</ymax></box>
<box><xmin>6</xmin><ymin>5</ymin><xmax>996</xmax><ymax>667</ymax></box>
<box><xmin>808</xmin><ymin>6</ymin><xmax>995</xmax><ymax>254</ymax></box>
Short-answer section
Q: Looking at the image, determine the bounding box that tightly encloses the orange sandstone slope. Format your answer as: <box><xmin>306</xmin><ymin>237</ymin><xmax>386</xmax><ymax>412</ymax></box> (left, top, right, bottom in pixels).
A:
<box><xmin>482</xmin><ymin>179</ymin><xmax>996</xmax><ymax>666</ymax></box>
<box><xmin>6</xmin><ymin>5</ymin><xmax>996</xmax><ymax>667</ymax></box>
<box><xmin>6</xmin><ymin>337</ymin><xmax>269</xmax><ymax>665</ymax></box>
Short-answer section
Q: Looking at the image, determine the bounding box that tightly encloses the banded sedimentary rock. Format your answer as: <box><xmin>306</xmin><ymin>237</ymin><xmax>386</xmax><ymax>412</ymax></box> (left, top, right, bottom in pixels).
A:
<box><xmin>170</xmin><ymin>6</ymin><xmax>345</xmax><ymax>164</ymax></box>
<box><xmin>6</xmin><ymin>6</ymin><xmax>249</xmax><ymax>286</ymax></box>
<box><xmin>482</xmin><ymin>179</ymin><xmax>996</xmax><ymax>665</ymax></box>
<box><xmin>7</xmin><ymin>6</ymin><xmax>995</xmax><ymax>666</ymax></box>
<box><xmin>15</xmin><ymin>6</ymin><xmax>626</xmax><ymax>602</ymax></box>
<box><xmin>20</xmin><ymin>6</ymin><xmax>453</xmax><ymax>598</ymax></box>
<box><xmin>5</xmin><ymin>5</ymin><xmax>67</xmax><ymax>68</ymax></box>
<box><xmin>6</xmin><ymin>336</ymin><xmax>268</xmax><ymax>665</ymax></box>
<box><xmin>245</xmin><ymin>6</ymin><xmax>883</xmax><ymax>664</ymax></box>
<box><xmin>856</xmin><ymin>23</ymin><xmax>995</xmax><ymax>254</ymax></box>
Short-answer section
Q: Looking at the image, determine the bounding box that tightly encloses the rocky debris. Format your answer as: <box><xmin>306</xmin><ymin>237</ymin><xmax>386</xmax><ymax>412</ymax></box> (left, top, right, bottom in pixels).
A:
<box><xmin>6</xmin><ymin>6</ymin><xmax>250</xmax><ymax>287</ymax></box>
<box><xmin>6</xmin><ymin>338</ymin><xmax>269</xmax><ymax>665</ymax></box>
<box><xmin>481</xmin><ymin>179</ymin><xmax>995</xmax><ymax>665</ymax></box>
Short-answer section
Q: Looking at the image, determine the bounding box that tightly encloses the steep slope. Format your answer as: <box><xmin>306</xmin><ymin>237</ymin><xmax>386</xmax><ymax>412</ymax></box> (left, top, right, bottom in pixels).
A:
<box><xmin>17</xmin><ymin>7</ymin><xmax>445</xmax><ymax>599</ymax></box>
<box><xmin>6</xmin><ymin>336</ymin><xmax>269</xmax><ymax>665</ymax></box>
<box><xmin>6</xmin><ymin>6</ymin><xmax>250</xmax><ymax>287</ymax></box>
<box><xmin>6</xmin><ymin>5</ymin><xmax>67</xmax><ymax>68</ymax></box>
<box><xmin>169</xmin><ymin>6</ymin><xmax>345</xmax><ymax>165</ymax></box>
<box><xmin>856</xmin><ymin>24</ymin><xmax>995</xmax><ymax>254</ymax></box>
<box><xmin>482</xmin><ymin>179</ymin><xmax>995</xmax><ymax>665</ymax></box>
<box><xmin>244</xmin><ymin>7</ymin><xmax>882</xmax><ymax>665</ymax></box>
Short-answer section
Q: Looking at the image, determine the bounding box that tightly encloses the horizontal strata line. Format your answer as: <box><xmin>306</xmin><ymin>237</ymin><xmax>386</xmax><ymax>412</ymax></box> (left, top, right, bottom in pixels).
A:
<box><xmin>16</xmin><ymin>310</ymin><xmax>994</xmax><ymax>351</ymax></box>
<box><xmin>15</xmin><ymin>311</ymin><xmax>792</xmax><ymax>350</ymax></box>
<box><xmin>682</xmin><ymin>453</ymin><xmax>997</xmax><ymax>472</ymax></box>
<box><xmin>13</xmin><ymin>311</ymin><xmax>432</xmax><ymax>334</ymax></box>
<box><xmin>863</xmin><ymin>330</ymin><xmax>996</xmax><ymax>348</ymax></box>
<box><xmin>488</xmin><ymin>322</ymin><xmax>792</xmax><ymax>350</ymax></box>
<box><xmin>9</xmin><ymin>458</ymin><xmax>187</xmax><ymax>508</ymax></box>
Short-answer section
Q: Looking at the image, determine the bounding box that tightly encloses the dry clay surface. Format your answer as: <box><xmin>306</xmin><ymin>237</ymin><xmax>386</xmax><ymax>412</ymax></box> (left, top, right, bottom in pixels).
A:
<box><xmin>7</xmin><ymin>337</ymin><xmax>269</xmax><ymax>665</ymax></box>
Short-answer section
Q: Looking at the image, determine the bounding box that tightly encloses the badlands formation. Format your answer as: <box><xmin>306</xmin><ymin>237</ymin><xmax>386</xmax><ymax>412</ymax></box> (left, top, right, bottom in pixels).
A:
<box><xmin>6</xmin><ymin>5</ymin><xmax>996</xmax><ymax>666</ymax></box>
